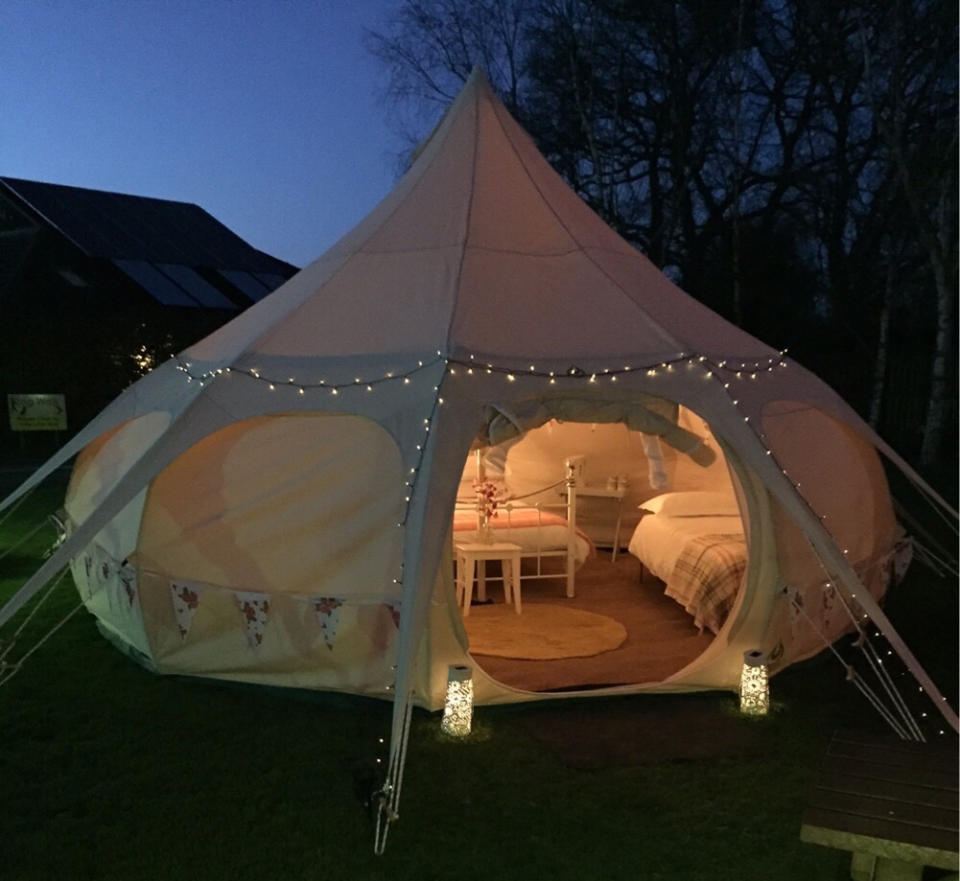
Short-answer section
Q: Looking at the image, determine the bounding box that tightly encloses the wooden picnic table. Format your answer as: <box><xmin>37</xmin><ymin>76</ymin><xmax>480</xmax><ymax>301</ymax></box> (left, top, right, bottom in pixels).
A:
<box><xmin>801</xmin><ymin>729</ymin><xmax>959</xmax><ymax>881</ymax></box>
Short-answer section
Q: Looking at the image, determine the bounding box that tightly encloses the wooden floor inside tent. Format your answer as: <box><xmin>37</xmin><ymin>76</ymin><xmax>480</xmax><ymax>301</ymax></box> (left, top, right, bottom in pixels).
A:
<box><xmin>467</xmin><ymin>553</ymin><xmax>716</xmax><ymax>693</ymax></box>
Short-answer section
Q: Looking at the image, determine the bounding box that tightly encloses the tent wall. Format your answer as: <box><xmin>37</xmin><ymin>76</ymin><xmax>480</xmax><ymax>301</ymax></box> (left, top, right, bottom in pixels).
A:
<box><xmin>65</xmin><ymin>410</ymin><xmax>172</xmax><ymax>559</ymax></box>
<box><xmin>137</xmin><ymin>414</ymin><xmax>405</xmax><ymax>598</ymax></box>
<box><xmin>65</xmin><ymin>412</ymin><xmax>172</xmax><ymax>660</ymax></box>
<box><xmin>761</xmin><ymin>400</ymin><xmax>897</xmax><ymax>564</ymax></box>
<box><xmin>56</xmin><ymin>360</ymin><xmax>908</xmax><ymax>711</ymax></box>
<box><xmin>66</xmin><ymin>412</ymin><xmax>414</xmax><ymax>697</ymax></box>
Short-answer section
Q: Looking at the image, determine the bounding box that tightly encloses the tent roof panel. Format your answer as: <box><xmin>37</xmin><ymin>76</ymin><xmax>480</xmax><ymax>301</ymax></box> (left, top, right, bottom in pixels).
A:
<box><xmin>181</xmin><ymin>69</ymin><xmax>775</xmax><ymax>367</ymax></box>
<box><xmin>359</xmin><ymin>92</ymin><xmax>475</xmax><ymax>255</ymax></box>
<box><xmin>489</xmin><ymin>89</ymin><xmax>638</xmax><ymax>257</ymax></box>
<box><xmin>254</xmin><ymin>248</ymin><xmax>463</xmax><ymax>357</ymax></box>
<box><xmin>592</xmin><ymin>248</ymin><xmax>778</xmax><ymax>360</ymax></box>
<box><xmin>451</xmin><ymin>249</ymin><xmax>681</xmax><ymax>361</ymax></box>
<box><xmin>466</xmin><ymin>93</ymin><xmax>578</xmax><ymax>255</ymax></box>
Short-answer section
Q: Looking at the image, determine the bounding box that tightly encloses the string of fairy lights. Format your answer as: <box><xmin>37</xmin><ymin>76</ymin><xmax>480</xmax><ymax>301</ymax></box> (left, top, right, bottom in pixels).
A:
<box><xmin>171</xmin><ymin>344</ymin><xmax>855</xmax><ymax>610</ymax></box>
<box><xmin>174</xmin><ymin>345</ymin><xmax>798</xmax><ymax>540</ymax></box>
<box><xmin>173</xmin><ymin>348</ymin><xmax>789</xmax><ymax>390</ymax></box>
<box><xmin>173</xmin><ymin>345</ymin><xmax>795</xmax><ymax>540</ymax></box>
<box><xmin>795</xmin><ymin>542</ymin><xmax>952</xmax><ymax>740</ymax></box>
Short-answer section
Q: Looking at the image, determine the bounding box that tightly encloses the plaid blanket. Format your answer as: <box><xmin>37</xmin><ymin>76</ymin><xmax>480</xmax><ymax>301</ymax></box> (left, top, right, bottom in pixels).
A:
<box><xmin>666</xmin><ymin>533</ymin><xmax>746</xmax><ymax>634</ymax></box>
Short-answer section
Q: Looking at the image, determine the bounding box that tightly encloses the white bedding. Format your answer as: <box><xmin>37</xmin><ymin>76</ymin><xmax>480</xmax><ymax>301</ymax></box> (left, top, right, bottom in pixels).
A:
<box><xmin>453</xmin><ymin>507</ymin><xmax>593</xmax><ymax>565</ymax></box>
<box><xmin>627</xmin><ymin>513</ymin><xmax>744</xmax><ymax>582</ymax></box>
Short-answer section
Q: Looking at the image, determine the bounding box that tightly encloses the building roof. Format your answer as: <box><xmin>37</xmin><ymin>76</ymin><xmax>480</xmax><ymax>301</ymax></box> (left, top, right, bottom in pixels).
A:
<box><xmin>0</xmin><ymin>177</ymin><xmax>297</xmax><ymax>308</ymax></box>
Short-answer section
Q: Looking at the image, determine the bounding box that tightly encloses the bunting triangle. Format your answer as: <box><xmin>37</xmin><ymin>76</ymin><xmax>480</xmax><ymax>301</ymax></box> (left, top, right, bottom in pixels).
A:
<box><xmin>313</xmin><ymin>597</ymin><xmax>343</xmax><ymax>650</ymax></box>
<box><xmin>82</xmin><ymin>554</ymin><xmax>94</xmax><ymax>599</ymax></box>
<box><xmin>119</xmin><ymin>562</ymin><xmax>137</xmax><ymax>609</ymax></box>
<box><xmin>386</xmin><ymin>603</ymin><xmax>401</xmax><ymax>629</ymax></box>
<box><xmin>96</xmin><ymin>548</ymin><xmax>119</xmax><ymax>610</ymax></box>
<box><xmin>170</xmin><ymin>581</ymin><xmax>202</xmax><ymax>639</ymax></box>
<box><xmin>236</xmin><ymin>591</ymin><xmax>270</xmax><ymax>648</ymax></box>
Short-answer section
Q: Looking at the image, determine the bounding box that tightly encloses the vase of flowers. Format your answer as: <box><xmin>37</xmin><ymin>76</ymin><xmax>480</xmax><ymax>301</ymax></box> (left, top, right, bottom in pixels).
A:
<box><xmin>473</xmin><ymin>480</ymin><xmax>500</xmax><ymax>543</ymax></box>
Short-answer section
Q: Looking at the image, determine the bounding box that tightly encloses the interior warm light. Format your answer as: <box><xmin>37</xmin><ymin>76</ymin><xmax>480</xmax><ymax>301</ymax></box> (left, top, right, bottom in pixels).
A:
<box><xmin>441</xmin><ymin>665</ymin><xmax>474</xmax><ymax>736</ymax></box>
<box><xmin>739</xmin><ymin>650</ymin><xmax>770</xmax><ymax>715</ymax></box>
<box><xmin>131</xmin><ymin>344</ymin><xmax>156</xmax><ymax>375</ymax></box>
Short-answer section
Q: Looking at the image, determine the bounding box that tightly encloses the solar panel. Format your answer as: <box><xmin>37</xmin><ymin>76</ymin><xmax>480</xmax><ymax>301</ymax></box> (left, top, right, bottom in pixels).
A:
<box><xmin>158</xmin><ymin>264</ymin><xmax>237</xmax><ymax>309</ymax></box>
<box><xmin>254</xmin><ymin>272</ymin><xmax>289</xmax><ymax>291</ymax></box>
<box><xmin>218</xmin><ymin>269</ymin><xmax>272</xmax><ymax>302</ymax></box>
<box><xmin>113</xmin><ymin>259</ymin><xmax>199</xmax><ymax>307</ymax></box>
<box><xmin>2</xmin><ymin>178</ymin><xmax>297</xmax><ymax>275</ymax></box>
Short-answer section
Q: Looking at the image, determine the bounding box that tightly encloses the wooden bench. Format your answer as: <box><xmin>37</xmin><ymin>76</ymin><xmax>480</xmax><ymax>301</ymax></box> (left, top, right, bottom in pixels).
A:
<box><xmin>801</xmin><ymin>730</ymin><xmax>959</xmax><ymax>881</ymax></box>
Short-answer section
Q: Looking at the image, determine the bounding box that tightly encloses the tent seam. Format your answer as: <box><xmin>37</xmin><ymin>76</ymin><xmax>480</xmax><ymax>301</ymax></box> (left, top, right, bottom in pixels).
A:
<box><xmin>443</xmin><ymin>76</ymin><xmax>481</xmax><ymax>352</ymax></box>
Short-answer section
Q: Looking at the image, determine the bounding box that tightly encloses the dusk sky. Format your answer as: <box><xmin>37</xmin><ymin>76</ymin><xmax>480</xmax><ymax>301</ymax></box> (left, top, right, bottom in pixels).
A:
<box><xmin>3</xmin><ymin>0</ymin><xmax>407</xmax><ymax>269</ymax></box>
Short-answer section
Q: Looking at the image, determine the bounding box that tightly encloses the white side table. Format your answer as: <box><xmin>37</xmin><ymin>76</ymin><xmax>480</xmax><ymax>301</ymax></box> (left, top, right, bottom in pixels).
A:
<box><xmin>559</xmin><ymin>484</ymin><xmax>626</xmax><ymax>561</ymax></box>
<box><xmin>455</xmin><ymin>541</ymin><xmax>523</xmax><ymax>616</ymax></box>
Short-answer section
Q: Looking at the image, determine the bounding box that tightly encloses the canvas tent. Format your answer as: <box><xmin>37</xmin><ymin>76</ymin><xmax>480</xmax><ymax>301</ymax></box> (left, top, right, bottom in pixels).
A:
<box><xmin>1</xmin><ymin>69</ymin><xmax>956</xmax><ymax>850</ymax></box>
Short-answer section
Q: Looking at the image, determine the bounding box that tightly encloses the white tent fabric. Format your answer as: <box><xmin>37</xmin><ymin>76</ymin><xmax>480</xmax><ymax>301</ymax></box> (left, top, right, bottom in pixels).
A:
<box><xmin>1</xmin><ymin>69</ymin><xmax>956</xmax><ymax>851</ymax></box>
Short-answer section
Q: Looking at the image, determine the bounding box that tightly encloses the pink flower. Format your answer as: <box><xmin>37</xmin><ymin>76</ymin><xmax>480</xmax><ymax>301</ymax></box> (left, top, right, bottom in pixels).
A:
<box><xmin>314</xmin><ymin>597</ymin><xmax>342</xmax><ymax>615</ymax></box>
<box><xmin>472</xmin><ymin>480</ymin><xmax>501</xmax><ymax>521</ymax></box>
<box><xmin>177</xmin><ymin>586</ymin><xmax>199</xmax><ymax>609</ymax></box>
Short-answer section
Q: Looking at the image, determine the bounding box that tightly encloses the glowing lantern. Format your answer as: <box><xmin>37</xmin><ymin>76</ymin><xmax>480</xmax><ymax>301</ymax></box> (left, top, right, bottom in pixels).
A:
<box><xmin>441</xmin><ymin>665</ymin><xmax>474</xmax><ymax>736</ymax></box>
<box><xmin>739</xmin><ymin>650</ymin><xmax>770</xmax><ymax>715</ymax></box>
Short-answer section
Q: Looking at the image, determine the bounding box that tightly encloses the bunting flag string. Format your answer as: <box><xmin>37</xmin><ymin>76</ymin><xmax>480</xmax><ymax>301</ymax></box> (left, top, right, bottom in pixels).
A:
<box><xmin>163</xmin><ymin>582</ymin><xmax>400</xmax><ymax>651</ymax></box>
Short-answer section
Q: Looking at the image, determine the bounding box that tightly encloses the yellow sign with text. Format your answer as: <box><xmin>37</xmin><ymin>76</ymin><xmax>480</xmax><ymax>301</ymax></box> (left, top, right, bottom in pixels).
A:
<box><xmin>8</xmin><ymin>394</ymin><xmax>67</xmax><ymax>431</ymax></box>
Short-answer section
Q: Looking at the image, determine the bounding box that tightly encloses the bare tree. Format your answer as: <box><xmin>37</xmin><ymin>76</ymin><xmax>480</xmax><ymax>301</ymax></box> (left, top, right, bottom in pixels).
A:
<box><xmin>364</xmin><ymin>0</ymin><xmax>535</xmax><ymax>162</ymax></box>
<box><xmin>857</xmin><ymin>0</ymin><xmax>958</xmax><ymax>465</ymax></box>
<box><xmin>367</xmin><ymin>0</ymin><xmax>957</xmax><ymax>468</ymax></box>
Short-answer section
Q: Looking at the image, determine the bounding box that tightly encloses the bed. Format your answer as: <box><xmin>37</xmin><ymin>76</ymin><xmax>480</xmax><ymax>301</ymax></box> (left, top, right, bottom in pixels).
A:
<box><xmin>453</xmin><ymin>459</ymin><xmax>594</xmax><ymax>598</ymax></box>
<box><xmin>627</xmin><ymin>491</ymin><xmax>746</xmax><ymax>634</ymax></box>
<box><xmin>452</xmin><ymin>505</ymin><xmax>593</xmax><ymax>564</ymax></box>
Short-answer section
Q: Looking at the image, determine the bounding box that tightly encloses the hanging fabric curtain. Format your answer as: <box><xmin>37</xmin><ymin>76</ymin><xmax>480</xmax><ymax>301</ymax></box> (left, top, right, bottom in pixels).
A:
<box><xmin>479</xmin><ymin>396</ymin><xmax>716</xmax><ymax>467</ymax></box>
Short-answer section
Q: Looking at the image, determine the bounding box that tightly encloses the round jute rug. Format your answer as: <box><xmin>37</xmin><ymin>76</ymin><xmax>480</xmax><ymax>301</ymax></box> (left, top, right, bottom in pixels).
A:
<box><xmin>465</xmin><ymin>603</ymin><xmax>627</xmax><ymax>660</ymax></box>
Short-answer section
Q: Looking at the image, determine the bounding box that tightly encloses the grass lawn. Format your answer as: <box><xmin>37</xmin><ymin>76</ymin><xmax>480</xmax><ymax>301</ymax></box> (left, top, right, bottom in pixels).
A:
<box><xmin>0</xmin><ymin>474</ymin><xmax>956</xmax><ymax>881</ymax></box>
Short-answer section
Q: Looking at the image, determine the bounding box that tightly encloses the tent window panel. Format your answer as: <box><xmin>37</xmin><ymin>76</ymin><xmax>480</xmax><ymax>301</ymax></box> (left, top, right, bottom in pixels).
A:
<box><xmin>137</xmin><ymin>414</ymin><xmax>405</xmax><ymax>598</ymax></box>
<box><xmin>760</xmin><ymin>400</ymin><xmax>896</xmax><ymax>564</ymax></box>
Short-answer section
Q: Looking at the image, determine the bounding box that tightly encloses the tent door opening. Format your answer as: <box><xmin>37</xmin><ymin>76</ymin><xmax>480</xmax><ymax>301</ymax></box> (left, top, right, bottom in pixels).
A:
<box><xmin>451</xmin><ymin>410</ymin><xmax>748</xmax><ymax>692</ymax></box>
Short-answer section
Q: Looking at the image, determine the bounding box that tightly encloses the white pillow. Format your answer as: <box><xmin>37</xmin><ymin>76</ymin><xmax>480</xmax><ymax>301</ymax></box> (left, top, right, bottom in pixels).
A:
<box><xmin>640</xmin><ymin>491</ymin><xmax>740</xmax><ymax>517</ymax></box>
